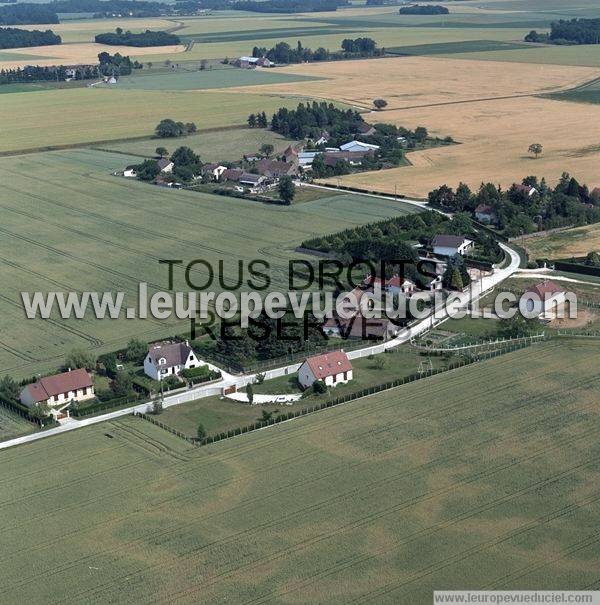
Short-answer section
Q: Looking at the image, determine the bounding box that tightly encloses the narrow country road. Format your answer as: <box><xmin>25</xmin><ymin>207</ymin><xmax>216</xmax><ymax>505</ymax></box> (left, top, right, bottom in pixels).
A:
<box><xmin>0</xmin><ymin>243</ymin><xmax>520</xmax><ymax>451</ymax></box>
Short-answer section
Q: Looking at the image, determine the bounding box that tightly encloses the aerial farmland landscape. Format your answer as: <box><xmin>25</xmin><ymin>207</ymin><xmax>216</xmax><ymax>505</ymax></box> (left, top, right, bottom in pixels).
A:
<box><xmin>0</xmin><ymin>0</ymin><xmax>599</xmax><ymax>603</ymax></box>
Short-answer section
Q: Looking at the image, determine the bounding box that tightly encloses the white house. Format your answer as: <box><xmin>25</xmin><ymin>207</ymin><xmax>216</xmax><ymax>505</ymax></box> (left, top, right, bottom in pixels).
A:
<box><xmin>298</xmin><ymin>350</ymin><xmax>353</xmax><ymax>389</ymax></box>
<box><xmin>523</xmin><ymin>280</ymin><xmax>566</xmax><ymax>320</ymax></box>
<box><xmin>432</xmin><ymin>234</ymin><xmax>474</xmax><ymax>257</ymax></box>
<box><xmin>143</xmin><ymin>341</ymin><xmax>200</xmax><ymax>381</ymax></box>
<box><xmin>157</xmin><ymin>158</ymin><xmax>174</xmax><ymax>173</ymax></box>
<box><xmin>365</xmin><ymin>274</ymin><xmax>416</xmax><ymax>296</ymax></box>
<box><xmin>20</xmin><ymin>368</ymin><xmax>95</xmax><ymax>409</ymax></box>
<box><xmin>202</xmin><ymin>163</ymin><xmax>227</xmax><ymax>180</ymax></box>
<box><xmin>339</xmin><ymin>141</ymin><xmax>380</xmax><ymax>153</ymax></box>
<box><xmin>123</xmin><ymin>166</ymin><xmax>137</xmax><ymax>178</ymax></box>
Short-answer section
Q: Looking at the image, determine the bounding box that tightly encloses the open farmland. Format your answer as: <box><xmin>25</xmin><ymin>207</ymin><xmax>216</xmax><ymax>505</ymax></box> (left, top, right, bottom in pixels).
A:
<box><xmin>0</xmin><ymin>89</ymin><xmax>307</xmax><ymax>153</ymax></box>
<box><xmin>100</xmin><ymin>127</ymin><xmax>294</xmax><ymax>162</ymax></box>
<box><xmin>0</xmin><ymin>149</ymin><xmax>418</xmax><ymax>378</ymax></box>
<box><xmin>1</xmin><ymin>341</ymin><xmax>599</xmax><ymax>603</ymax></box>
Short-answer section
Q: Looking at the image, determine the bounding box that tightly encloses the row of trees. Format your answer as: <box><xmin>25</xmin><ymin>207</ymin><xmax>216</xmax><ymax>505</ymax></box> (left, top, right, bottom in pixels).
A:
<box><xmin>428</xmin><ymin>174</ymin><xmax>600</xmax><ymax>237</ymax></box>
<box><xmin>250</xmin><ymin>37</ymin><xmax>381</xmax><ymax>65</ymax></box>
<box><xmin>233</xmin><ymin>0</ymin><xmax>346</xmax><ymax>13</ymax></box>
<box><xmin>95</xmin><ymin>28</ymin><xmax>181</xmax><ymax>47</ymax></box>
<box><xmin>247</xmin><ymin>111</ymin><xmax>269</xmax><ymax>128</ymax></box>
<box><xmin>399</xmin><ymin>4</ymin><xmax>449</xmax><ymax>15</ymax></box>
<box><xmin>0</xmin><ymin>27</ymin><xmax>60</xmax><ymax>49</ymax></box>
<box><xmin>0</xmin><ymin>4</ymin><xmax>58</xmax><ymax>25</ymax></box>
<box><xmin>50</xmin><ymin>0</ymin><xmax>168</xmax><ymax>16</ymax></box>
<box><xmin>525</xmin><ymin>18</ymin><xmax>600</xmax><ymax>45</ymax></box>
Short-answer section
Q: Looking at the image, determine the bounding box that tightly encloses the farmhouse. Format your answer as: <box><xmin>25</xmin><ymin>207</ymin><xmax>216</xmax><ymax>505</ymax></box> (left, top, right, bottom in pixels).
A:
<box><xmin>222</xmin><ymin>168</ymin><xmax>243</xmax><ymax>182</ymax></box>
<box><xmin>123</xmin><ymin>165</ymin><xmax>137</xmax><ymax>178</ymax></box>
<box><xmin>157</xmin><ymin>158</ymin><xmax>174</xmax><ymax>173</ymax></box>
<box><xmin>365</xmin><ymin>274</ymin><xmax>416</xmax><ymax>296</ymax></box>
<box><xmin>202</xmin><ymin>163</ymin><xmax>227</xmax><ymax>181</ymax></box>
<box><xmin>513</xmin><ymin>183</ymin><xmax>538</xmax><ymax>197</ymax></box>
<box><xmin>432</xmin><ymin>234</ymin><xmax>474</xmax><ymax>257</ymax></box>
<box><xmin>256</xmin><ymin>159</ymin><xmax>297</xmax><ymax>178</ymax></box>
<box><xmin>323</xmin><ymin>150</ymin><xmax>373</xmax><ymax>167</ymax></box>
<box><xmin>298</xmin><ymin>151</ymin><xmax>318</xmax><ymax>167</ymax></box>
<box><xmin>282</xmin><ymin>145</ymin><xmax>299</xmax><ymax>164</ymax></box>
<box><xmin>298</xmin><ymin>350</ymin><xmax>353</xmax><ymax>389</ymax></box>
<box><xmin>144</xmin><ymin>340</ymin><xmax>200</xmax><ymax>381</ymax></box>
<box><xmin>237</xmin><ymin>56</ymin><xmax>273</xmax><ymax>68</ymax></box>
<box><xmin>340</xmin><ymin>141</ymin><xmax>380</xmax><ymax>153</ymax></box>
<box><xmin>240</xmin><ymin>173</ymin><xmax>266</xmax><ymax>187</ymax></box>
<box><xmin>20</xmin><ymin>368</ymin><xmax>94</xmax><ymax>409</ymax></box>
<box><xmin>523</xmin><ymin>280</ymin><xmax>566</xmax><ymax>320</ymax></box>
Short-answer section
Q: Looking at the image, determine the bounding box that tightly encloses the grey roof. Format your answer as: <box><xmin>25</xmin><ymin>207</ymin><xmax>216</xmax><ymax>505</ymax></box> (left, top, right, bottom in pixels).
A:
<box><xmin>157</xmin><ymin>158</ymin><xmax>172</xmax><ymax>170</ymax></box>
<box><xmin>240</xmin><ymin>173</ymin><xmax>263</xmax><ymax>184</ymax></box>
<box><xmin>432</xmin><ymin>234</ymin><xmax>469</xmax><ymax>248</ymax></box>
<box><xmin>147</xmin><ymin>341</ymin><xmax>193</xmax><ymax>368</ymax></box>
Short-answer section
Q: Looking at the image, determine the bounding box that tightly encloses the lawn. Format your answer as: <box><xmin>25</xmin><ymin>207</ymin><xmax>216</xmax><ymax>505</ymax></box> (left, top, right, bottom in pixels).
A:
<box><xmin>0</xmin><ymin>88</ymin><xmax>306</xmax><ymax>154</ymax></box>
<box><xmin>1</xmin><ymin>341</ymin><xmax>599</xmax><ymax>602</ymax></box>
<box><xmin>0</xmin><ymin>149</ymin><xmax>419</xmax><ymax>379</ymax></box>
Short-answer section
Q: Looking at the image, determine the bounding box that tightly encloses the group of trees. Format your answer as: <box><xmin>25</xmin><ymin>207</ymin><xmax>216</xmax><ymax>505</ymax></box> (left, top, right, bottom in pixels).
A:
<box><xmin>136</xmin><ymin>145</ymin><xmax>202</xmax><ymax>182</ymax></box>
<box><xmin>0</xmin><ymin>4</ymin><xmax>58</xmax><ymax>25</ymax></box>
<box><xmin>525</xmin><ymin>18</ymin><xmax>600</xmax><ymax>45</ymax></box>
<box><xmin>98</xmin><ymin>51</ymin><xmax>141</xmax><ymax>75</ymax></box>
<box><xmin>268</xmin><ymin>101</ymin><xmax>365</xmax><ymax>140</ymax></box>
<box><xmin>0</xmin><ymin>27</ymin><xmax>61</xmax><ymax>49</ymax></box>
<box><xmin>50</xmin><ymin>0</ymin><xmax>168</xmax><ymax>17</ymax></box>
<box><xmin>428</xmin><ymin>173</ymin><xmax>600</xmax><ymax>238</ymax></box>
<box><xmin>95</xmin><ymin>28</ymin><xmax>180</xmax><ymax>47</ymax></box>
<box><xmin>250</xmin><ymin>37</ymin><xmax>381</xmax><ymax>65</ymax></box>
<box><xmin>399</xmin><ymin>4</ymin><xmax>449</xmax><ymax>15</ymax></box>
<box><xmin>247</xmin><ymin>111</ymin><xmax>269</xmax><ymax>128</ymax></box>
<box><xmin>155</xmin><ymin>118</ymin><xmax>197</xmax><ymax>137</ymax></box>
<box><xmin>233</xmin><ymin>0</ymin><xmax>346</xmax><ymax>13</ymax></box>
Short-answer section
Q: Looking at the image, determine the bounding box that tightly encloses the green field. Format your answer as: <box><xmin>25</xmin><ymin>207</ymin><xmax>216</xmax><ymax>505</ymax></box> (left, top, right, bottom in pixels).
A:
<box><xmin>0</xmin><ymin>407</ymin><xmax>36</xmax><ymax>441</ymax></box>
<box><xmin>0</xmin><ymin>89</ymin><xmax>307</xmax><ymax>154</ymax></box>
<box><xmin>1</xmin><ymin>341</ymin><xmax>599</xmax><ymax>602</ymax></box>
<box><xmin>99</xmin><ymin>127</ymin><xmax>294</xmax><ymax>162</ymax></box>
<box><xmin>0</xmin><ymin>149</ymin><xmax>418</xmax><ymax>379</ymax></box>
<box><xmin>97</xmin><ymin>66</ymin><xmax>321</xmax><ymax>91</ymax></box>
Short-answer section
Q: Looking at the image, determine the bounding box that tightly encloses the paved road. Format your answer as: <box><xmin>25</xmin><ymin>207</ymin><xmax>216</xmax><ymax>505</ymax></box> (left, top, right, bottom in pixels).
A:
<box><xmin>0</xmin><ymin>243</ymin><xmax>520</xmax><ymax>452</ymax></box>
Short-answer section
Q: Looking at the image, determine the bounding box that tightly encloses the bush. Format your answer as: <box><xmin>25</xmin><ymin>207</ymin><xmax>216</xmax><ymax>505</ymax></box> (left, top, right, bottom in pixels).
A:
<box><xmin>312</xmin><ymin>380</ymin><xmax>327</xmax><ymax>395</ymax></box>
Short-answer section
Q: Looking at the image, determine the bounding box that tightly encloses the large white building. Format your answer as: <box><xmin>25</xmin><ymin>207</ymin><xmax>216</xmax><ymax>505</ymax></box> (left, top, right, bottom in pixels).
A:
<box><xmin>144</xmin><ymin>341</ymin><xmax>201</xmax><ymax>381</ymax></box>
<box><xmin>298</xmin><ymin>351</ymin><xmax>353</xmax><ymax>389</ymax></box>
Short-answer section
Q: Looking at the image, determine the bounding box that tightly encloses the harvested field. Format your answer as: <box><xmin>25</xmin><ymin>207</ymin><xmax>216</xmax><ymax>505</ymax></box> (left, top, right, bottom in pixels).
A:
<box><xmin>225</xmin><ymin>55</ymin><xmax>598</xmax><ymax>110</ymax></box>
<box><xmin>1</xmin><ymin>341</ymin><xmax>599</xmax><ymax>602</ymax></box>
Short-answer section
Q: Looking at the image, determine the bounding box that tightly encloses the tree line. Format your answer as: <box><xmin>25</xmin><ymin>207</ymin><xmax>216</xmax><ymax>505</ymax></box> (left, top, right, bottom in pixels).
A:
<box><xmin>250</xmin><ymin>37</ymin><xmax>382</xmax><ymax>64</ymax></box>
<box><xmin>0</xmin><ymin>27</ymin><xmax>61</xmax><ymax>49</ymax></box>
<box><xmin>428</xmin><ymin>173</ymin><xmax>600</xmax><ymax>238</ymax></box>
<box><xmin>525</xmin><ymin>18</ymin><xmax>600</xmax><ymax>45</ymax></box>
<box><xmin>0</xmin><ymin>3</ymin><xmax>58</xmax><ymax>25</ymax></box>
<box><xmin>233</xmin><ymin>0</ymin><xmax>346</xmax><ymax>13</ymax></box>
<box><xmin>95</xmin><ymin>28</ymin><xmax>180</xmax><ymax>47</ymax></box>
<box><xmin>399</xmin><ymin>4</ymin><xmax>449</xmax><ymax>15</ymax></box>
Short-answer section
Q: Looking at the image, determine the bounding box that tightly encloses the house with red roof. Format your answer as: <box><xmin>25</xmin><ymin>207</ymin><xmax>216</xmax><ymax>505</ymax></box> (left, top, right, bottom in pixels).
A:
<box><xmin>298</xmin><ymin>350</ymin><xmax>353</xmax><ymax>389</ymax></box>
<box><xmin>20</xmin><ymin>368</ymin><xmax>94</xmax><ymax>409</ymax></box>
<box><xmin>523</xmin><ymin>280</ymin><xmax>566</xmax><ymax>320</ymax></box>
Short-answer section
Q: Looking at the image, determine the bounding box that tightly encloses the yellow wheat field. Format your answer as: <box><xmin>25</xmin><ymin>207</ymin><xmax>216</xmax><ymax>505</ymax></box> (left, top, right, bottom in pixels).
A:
<box><xmin>0</xmin><ymin>42</ymin><xmax>185</xmax><ymax>69</ymax></box>
<box><xmin>226</xmin><ymin>56</ymin><xmax>600</xmax><ymax>196</ymax></box>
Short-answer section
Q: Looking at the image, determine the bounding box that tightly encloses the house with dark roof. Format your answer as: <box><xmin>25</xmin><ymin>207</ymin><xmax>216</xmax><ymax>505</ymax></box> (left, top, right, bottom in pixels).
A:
<box><xmin>356</xmin><ymin>122</ymin><xmax>376</xmax><ymax>136</ymax></box>
<box><xmin>256</xmin><ymin>159</ymin><xmax>297</xmax><ymax>179</ymax></box>
<box><xmin>282</xmin><ymin>145</ymin><xmax>299</xmax><ymax>164</ymax></box>
<box><xmin>323</xmin><ymin>150</ymin><xmax>372</xmax><ymax>167</ymax></box>
<box><xmin>298</xmin><ymin>350</ymin><xmax>353</xmax><ymax>389</ymax></box>
<box><xmin>157</xmin><ymin>158</ymin><xmax>174</xmax><ymax>173</ymax></box>
<box><xmin>20</xmin><ymin>368</ymin><xmax>94</xmax><ymax>409</ymax></box>
<box><xmin>221</xmin><ymin>168</ymin><xmax>244</xmax><ymax>182</ymax></box>
<box><xmin>239</xmin><ymin>173</ymin><xmax>266</xmax><ymax>186</ymax></box>
<box><xmin>201</xmin><ymin>163</ymin><xmax>227</xmax><ymax>181</ymax></box>
<box><xmin>432</xmin><ymin>234</ymin><xmax>474</xmax><ymax>257</ymax></box>
<box><xmin>143</xmin><ymin>341</ymin><xmax>200</xmax><ymax>381</ymax></box>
